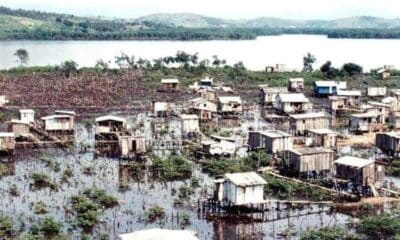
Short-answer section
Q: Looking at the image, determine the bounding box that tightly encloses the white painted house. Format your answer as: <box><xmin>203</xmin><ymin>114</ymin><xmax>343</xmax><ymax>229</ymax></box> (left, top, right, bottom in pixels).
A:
<box><xmin>41</xmin><ymin>115</ymin><xmax>75</xmax><ymax>132</ymax></box>
<box><xmin>180</xmin><ymin>114</ymin><xmax>199</xmax><ymax>134</ymax></box>
<box><xmin>19</xmin><ymin>109</ymin><xmax>35</xmax><ymax>123</ymax></box>
<box><xmin>215</xmin><ymin>172</ymin><xmax>267</xmax><ymax>205</ymax></box>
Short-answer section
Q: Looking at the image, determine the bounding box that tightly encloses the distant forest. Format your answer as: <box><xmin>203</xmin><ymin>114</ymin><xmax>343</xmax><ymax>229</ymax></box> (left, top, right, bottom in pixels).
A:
<box><xmin>2</xmin><ymin>6</ymin><xmax>400</xmax><ymax>40</ymax></box>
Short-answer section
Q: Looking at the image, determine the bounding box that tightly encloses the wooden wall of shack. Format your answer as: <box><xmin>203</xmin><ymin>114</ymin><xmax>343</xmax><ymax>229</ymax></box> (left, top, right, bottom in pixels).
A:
<box><xmin>285</xmin><ymin>150</ymin><xmax>334</xmax><ymax>174</ymax></box>
<box><xmin>376</xmin><ymin>133</ymin><xmax>400</xmax><ymax>156</ymax></box>
<box><xmin>335</xmin><ymin>163</ymin><xmax>384</xmax><ymax>187</ymax></box>
<box><xmin>290</xmin><ymin>117</ymin><xmax>330</xmax><ymax>135</ymax></box>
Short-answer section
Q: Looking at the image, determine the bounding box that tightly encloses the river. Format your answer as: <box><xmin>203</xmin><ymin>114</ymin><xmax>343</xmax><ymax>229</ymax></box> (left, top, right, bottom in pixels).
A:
<box><xmin>2</xmin><ymin>35</ymin><xmax>400</xmax><ymax>70</ymax></box>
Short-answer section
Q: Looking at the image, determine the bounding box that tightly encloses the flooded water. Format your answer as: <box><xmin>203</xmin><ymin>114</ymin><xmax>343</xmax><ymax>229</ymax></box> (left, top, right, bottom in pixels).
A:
<box><xmin>0</xmin><ymin>118</ymin><xmax>356</xmax><ymax>240</ymax></box>
<box><xmin>3</xmin><ymin>35</ymin><xmax>400</xmax><ymax>70</ymax></box>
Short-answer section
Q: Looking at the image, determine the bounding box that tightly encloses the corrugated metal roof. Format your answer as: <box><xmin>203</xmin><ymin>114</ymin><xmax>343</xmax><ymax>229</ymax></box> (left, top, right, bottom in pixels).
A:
<box><xmin>290</xmin><ymin>147</ymin><xmax>334</xmax><ymax>155</ymax></box>
<box><xmin>258</xmin><ymin>130</ymin><xmax>291</xmax><ymax>138</ymax></box>
<box><xmin>225</xmin><ymin>172</ymin><xmax>267</xmax><ymax>186</ymax></box>
<box><xmin>337</xmin><ymin>90</ymin><xmax>362</xmax><ymax>96</ymax></box>
<box><xmin>289</xmin><ymin>78</ymin><xmax>304</xmax><ymax>82</ymax></box>
<box><xmin>119</xmin><ymin>229</ymin><xmax>199</xmax><ymax>240</ymax></box>
<box><xmin>180</xmin><ymin>114</ymin><xmax>199</xmax><ymax>120</ymax></box>
<box><xmin>368</xmin><ymin>101</ymin><xmax>391</xmax><ymax>108</ymax></box>
<box><xmin>95</xmin><ymin>115</ymin><xmax>126</xmax><ymax>123</ymax></box>
<box><xmin>218</xmin><ymin>96</ymin><xmax>242</xmax><ymax>104</ymax></box>
<box><xmin>161</xmin><ymin>79</ymin><xmax>179</xmax><ymax>84</ymax></box>
<box><xmin>277</xmin><ymin>93</ymin><xmax>309</xmax><ymax>103</ymax></box>
<box><xmin>381</xmin><ymin>132</ymin><xmax>400</xmax><ymax>138</ymax></box>
<box><xmin>290</xmin><ymin>112</ymin><xmax>326</xmax><ymax>119</ymax></box>
<box><xmin>41</xmin><ymin>115</ymin><xmax>72</xmax><ymax>120</ymax></box>
<box><xmin>0</xmin><ymin>132</ymin><xmax>15</xmax><ymax>137</ymax></box>
<box><xmin>351</xmin><ymin>113</ymin><xmax>378</xmax><ymax>118</ymax></box>
<box><xmin>260</xmin><ymin>87</ymin><xmax>288</xmax><ymax>93</ymax></box>
<box><xmin>307</xmin><ymin>128</ymin><xmax>337</xmax><ymax>135</ymax></box>
<box><xmin>19</xmin><ymin>109</ymin><xmax>34</xmax><ymax>113</ymax></box>
<box><xmin>314</xmin><ymin>81</ymin><xmax>347</xmax><ymax>88</ymax></box>
<box><xmin>334</xmin><ymin>156</ymin><xmax>375</xmax><ymax>168</ymax></box>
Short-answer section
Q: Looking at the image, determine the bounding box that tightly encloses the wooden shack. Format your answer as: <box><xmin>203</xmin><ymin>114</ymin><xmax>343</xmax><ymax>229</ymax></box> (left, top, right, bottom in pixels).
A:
<box><xmin>378</xmin><ymin>68</ymin><xmax>391</xmax><ymax>80</ymax></box>
<box><xmin>349</xmin><ymin>113</ymin><xmax>380</xmax><ymax>133</ymax></box>
<box><xmin>152</xmin><ymin>102</ymin><xmax>173</xmax><ymax>117</ymax></box>
<box><xmin>367</xmin><ymin>101</ymin><xmax>391</xmax><ymax>123</ymax></box>
<box><xmin>200</xmin><ymin>76</ymin><xmax>213</xmax><ymax>88</ymax></box>
<box><xmin>328</xmin><ymin>96</ymin><xmax>350</xmax><ymax>113</ymax></box>
<box><xmin>180</xmin><ymin>114</ymin><xmax>199</xmax><ymax>135</ymax></box>
<box><xmin>161</xmin><ymin>78</ymin><xmax>179</xmax><ymax>91</ymax></box>
<box><xmin>217</xmin><ymin>96</ymin><xmax>242</xmax><ymax>116</ymax></box>
<box><xmin>189</xmin><ymin>98</ymin><xmax>217</xmax><ymax>121</ymax></box>
<box><xmin>95</xmin><ymin>115</ymin><xmax>126</xmax><ymax>134</ymax></box>
<box><xmin>288</xmin><ymin>78</ymin><xmax>304</xmax><ymax>92</ymax></box>
<box><xmin>289</xmin><ymin>112</ymin><xmax>330</xmax><ymax>135</ymax></box>
<box><xmin>0</xmin><ymin>95</ymin><xmax>8</xmax><ymax>107</ymax></box>
<box><xmin>6</xmin><ymin>119</ymin><xmax>30</xmax><ymax>137</ymax></box>
<box><xmin>119</xmin><ymin>136</ymin><xmax>146</xmax><ymax>159</ymax></box>
<box><xmin>334</xmin><ymin>156</ymin><xmax>385</xmax><ymax>188</ymax></box>
<box><xmin>367</xmin><ymin>87</ymin><xmax>387</xmax><ymax>97</ymax></box>
<box><xmin>202</xmin><ymin>139</ymin><xmax>235</xmax><ymax>157</ymax></box>
<box><xmin>376</xmin><ymin>132</ymin><xmax>400</xmax><ymax>157</ymax></box>
<box><xmin>214</xmin><ymin>172</ymin><xmax>267</xmax><ymax>205</ymax></box>
<box><xmin>41</xmin><ymin>114</ymin><xmax>75</xmax><ymax>133</ymax></box>
<box><xmin>19</xmin><ymin>109</ymin><xmax>35</xmax><ymax>123</ymax></box>
<box><xmin>275</xmin><ymin>93</ymin><xmax>311</xmax><ymax>114</ymax></box>
<box><xmin>336</xmin><ymin>90</ymin><xmax>361</xmax><ymax>107</ymax></box>
<box><xmin>314</xmin><ymin>81</ymin><xmax>346</xmax><ymax>97</ymax></box>
<box><xmin>284</xmin><ymin>147</ymin><xmax>335</xmax><ymax>177</ymax></box>
<box><xmin>198</xmin><ymin>88</ymin><xmax>217</xmax><ymax>102</ymax></box>
<box><xmin>0</xmin><ymin>133</ymin><xmax>15</xmax><ymax>155</ymax></box>
<box><xmin>248</xmin><ymin>130</ymin><xmax>293</xmax><ymax>154</ymax></box>
<box><xmin>259</xmin><ymin>86</ymin><xmax>288</xmax><ymax>107</ymax></box>
<box><xmin>389</xmin><ymin>112</ymin><xmax>400</xmax><ymax>129</ymax></box>
<box><xmin>306</xmin><ymin>129</ymin><xmax>337</xmax><ymax>148</ymax></box>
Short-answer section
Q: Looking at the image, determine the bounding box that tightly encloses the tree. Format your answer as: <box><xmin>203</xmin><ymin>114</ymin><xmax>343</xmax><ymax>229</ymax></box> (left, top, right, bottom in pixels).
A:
<box><xmin>341</xmin><ymin>63</ymin><xmax>363</xmax><ymax>76</ymax></box>
<box><xmin>303</xmin><ymin>52</ymin><xmax>316</xmax><ymax>72</ymax></box>
<box><xmin>212</xmin><ymin>55</ymin><xmax>226</xmax><ymax>68</ymax></box>
<box><xmin>320</xmin><ymin>61</ymin><xmax>339</xmax><ymax>79</ymax></box>
<box><xmin>14</xmin><ymin>48</ymin><xmax>29</xmax><ymax>65</ymax></box>
<box><xmin>60</xmin><ymin>60</ymin><xmax>78</xmax><ymax>78</ymax></box>
<box><xmin>94</xmin><ymin>59</ymin><xmax>109</xmax><ymax>73</ymax></box>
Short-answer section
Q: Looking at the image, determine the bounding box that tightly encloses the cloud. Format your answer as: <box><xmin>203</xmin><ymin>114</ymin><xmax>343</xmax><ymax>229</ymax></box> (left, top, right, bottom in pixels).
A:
<box><xmin>2</xmin><ymin>0</ymin><xmax>400</xmax><ymax>19</ymax></box>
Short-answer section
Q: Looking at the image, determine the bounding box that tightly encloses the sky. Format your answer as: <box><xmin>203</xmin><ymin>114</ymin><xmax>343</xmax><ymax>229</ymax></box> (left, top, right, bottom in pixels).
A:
<box><xmin>2</xmin><ymin>0</ymin><xmax>400</xmax><ymax>20</ymax></box>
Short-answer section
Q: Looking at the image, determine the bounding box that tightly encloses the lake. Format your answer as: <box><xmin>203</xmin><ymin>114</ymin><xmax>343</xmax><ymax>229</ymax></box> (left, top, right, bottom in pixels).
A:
<box><xmin>1</xmin><ymin>34</ymin><xmax>400</xmax><ymax>71</ymax></box>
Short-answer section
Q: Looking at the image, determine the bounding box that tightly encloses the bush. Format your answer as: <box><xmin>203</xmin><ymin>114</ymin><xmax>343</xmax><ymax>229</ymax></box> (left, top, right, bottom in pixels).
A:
<box><xmin>70</xmin><ymin>195</ymin><xmax>99</xmax><ymax>230</ymax></box>
<box><xmin>83</xmin><ymin>188</ymin><xmax>119</xmax><ymax>208</ymax></box>
<box><xmin>37</xmin><ymin>217</ymin><xmax>62</xmax><ymax>237</ymax></box>
<box><xmin>0</xmin><ymin>214</ymin><xmax>14</xmax><ymax>239</ymax></box>
<box><xmin>202</xmin><ymin>158</ymin><xmax>250</xmax><ymax>176</ymax></box>
<box><xmin>145</xmin><ymin>205</ymin><xmax>165</xmax><ymax>222</ymax></box>
<box><xmin>151</xmin><ymin>155</ymin><xmax>192</xmax><ymax>181</ymax></box>
<box><xmin>357</xmin><ymin>212</ymin><xmax>400</xmax><ymax>239</ymax></box>
<box><xmin>301</xmin><ymin>227</ymin><xmax>357</xmax><ymax>240</ymax></box>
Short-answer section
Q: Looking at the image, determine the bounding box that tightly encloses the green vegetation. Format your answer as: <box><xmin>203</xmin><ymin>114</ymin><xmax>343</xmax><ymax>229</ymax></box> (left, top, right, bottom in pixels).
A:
<box><xmin>70</xmin><ymin>195</ymin><xmax>99</xmax><ymax>231</ymax></box>
<box><xmin>31</xmin><ymin>173</ymin><xmax>57</xmax><ymax>190</ymax></box>
<box><xmin>357</xmin><ymin>212</ymin><xmax>400</xmax><ymax>239</ymax></box>
<box><xmin>263</xmin><ymin>174</ymin><xmax>332</xmax><ymax>201</ymax></box>
<box><xmin>145</xmin><ymin>205</ymin><xmax>165</xmax><ymax>223</ymax></box>
<box><xmin>14</xmin><ymin>49</ymin><xmax>29</xmax><ymax>65</ymax></box>
<box><xmin>202</xmin><ymin>151</ymin><xmax>272</xmax><ymax>176</ymax></box>
<box><xmin>83</xmin><ymin>188</ymin><xmax>119</xmax><ymax>208</ymax></box>
<box><xmin>150</xmin><ymin>154</ymin><xmax>192</xmax><ymax>181</ymax></box>
<box><xmin>31</xmin><ymin>217</ymin><xmax>63</xmax><ymax>237</ymax></box>
<box><xmin>387</xmin><ymin>159</ymin><xmax>400</xmax><ymax>176</ymax></box>
<box><xmin>33</xmin><ymin>201</ymin><xmax>48</xmax><ymax>215</ymax></box>
<box><xmin>3</xmin><ymin>7</ymin><xmax>400</xmax><ymax>40</ymax></box>
<box><xmin>0</xmin><ymin>214</ymin><xmax>14</xmax><ymax>239</ymax></box>
<box><xmin>301</xmin><ymin>227</ymin><xmax>358</xmax><ymax>240</ymax></box>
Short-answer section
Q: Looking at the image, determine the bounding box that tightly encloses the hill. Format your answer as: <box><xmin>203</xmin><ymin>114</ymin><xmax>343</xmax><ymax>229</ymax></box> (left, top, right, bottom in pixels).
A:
<box><xmin>2</xmin><ymin>6</ymin><xmax>400</xmax><ymax>40</ymax></box>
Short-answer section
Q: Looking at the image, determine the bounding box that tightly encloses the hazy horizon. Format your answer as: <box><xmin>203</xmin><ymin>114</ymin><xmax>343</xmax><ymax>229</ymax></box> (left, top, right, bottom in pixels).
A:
<box><xmin>2</xmin><ymin>0</ymin><xmax>400</xmax><ymax>20</ymax></box>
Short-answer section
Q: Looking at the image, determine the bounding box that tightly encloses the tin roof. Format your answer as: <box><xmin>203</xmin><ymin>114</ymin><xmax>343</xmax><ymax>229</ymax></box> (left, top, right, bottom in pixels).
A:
<box><xmin>224</xmin><ymin>172</ymin><xmax>267</xmax><ymax>187</ymax></box>
<box><xmin>41</xmin><ymin>115</ymin><xmax>73</xmax><ymax>120</ymax></box>
<box><xmin>289</xmin><ymin>78</ymin><xmax>304</xmax><ymax>82</ymax></box>
<box><xmin>161</xmin><ymin>78</ymin><xmax>179</xmax><ymax>84</ymax></box>
<box><xmin>337</xmin><ymin>90</ymin><xmax>362</xmax><ymax>97</ymax></box>
<box><xmin>307</xmin><ymin>128</ymin><xmax>337</xmax><ymax>135</ymax></box>
<box><xmin>257</xmin><ymin>130</ymin><xmax>291</xmax><ymax>138</ymax></box>
<box><xmin>119</xmin><ymin>229</ymin><xmax>199</xmax><ymax>240</ymax></box>
<box><xmin>277</xmin><ymin>93</ymin><xmax>309</xmax><ymax>103</ymax></box>
<box><xmin>334</xmin><ymin>156</ymin><xmax>375</xmax><ymax>168</ymax></box>
<box><xmin>55</xmin><ymin>110</ymin><xmax>76</xmax><ymax>116</ymax></box>
<box><xmin>380</xmin><ymin>132</ymin><xmax>400</xmax><ymax>139</ymax></box>
<box><xmin>290</xmin><ymin>112</ymin><xmax>326</xmax><ymax>119</ymax></box>
<box><xmin>218</xmin><ymin>96</ymin><xmax>242</xmax><ymax>104</ymax></box>
<box><xmin>290</xmin><ymin>147</ymin><xmax>334</xmax><ymax>155</ymax></box>
<box><xmin>368</xmin><ymin>101</ymin><xmax>391</xmax><ymax>108</ymax></box>
<box><xmin>0</xmin><ymin>132</ymin><xmax>15</xmax><ymax>137</ymax></box>
<box><xmin>95</xmin><ymin>115</ymin><xmax>126</xmax><ymax>123</ymax></box>
<box><xmin>260</xmin><ymin>87</ymin><xmax>288</xmax><ymax>93</ymax></box>
<box><xmin>19</xmin><ymin>109</ymin><xmax>34</xmax><ymax>113</ymax></box>
<box><xmin>314</xmin><ymin>81</ymin><xmax>347</xmax><ymax>88</ymax></box>
<box><xmin>180</xmin><ymin>114</ymin><xmax>199</xmax><ymax>120</ymax></box>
